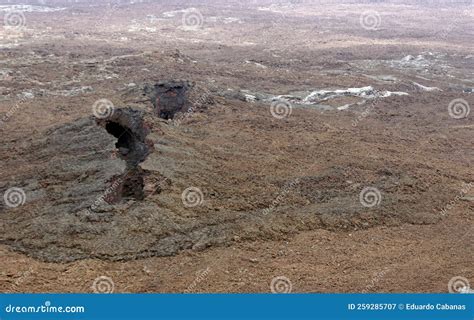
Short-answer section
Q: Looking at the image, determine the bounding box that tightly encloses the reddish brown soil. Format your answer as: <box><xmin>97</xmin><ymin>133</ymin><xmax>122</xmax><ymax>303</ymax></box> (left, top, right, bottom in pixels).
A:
<box><xmin>1</xmin><ymin>207</ymin><xmax>472</xmax><ymax>293</ymax></box>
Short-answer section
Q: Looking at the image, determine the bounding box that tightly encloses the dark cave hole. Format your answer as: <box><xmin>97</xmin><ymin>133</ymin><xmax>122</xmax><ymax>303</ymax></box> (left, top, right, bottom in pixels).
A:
<box><xmin>103</xmin><ymin>121</ymin><xmax>145</xmax><ymax>201</ymax></box>
<box><xmin>105</xmin><ymin>121</ymin><xmax>133</xmax><ymax>156</ymax></box>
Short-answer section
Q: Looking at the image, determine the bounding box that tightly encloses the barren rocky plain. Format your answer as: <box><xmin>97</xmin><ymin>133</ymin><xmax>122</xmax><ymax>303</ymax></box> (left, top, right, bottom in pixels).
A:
<box><xmin>0</xmin><ymin>0</ymin><xmax>473</xmax><ymax>293</ymax></box>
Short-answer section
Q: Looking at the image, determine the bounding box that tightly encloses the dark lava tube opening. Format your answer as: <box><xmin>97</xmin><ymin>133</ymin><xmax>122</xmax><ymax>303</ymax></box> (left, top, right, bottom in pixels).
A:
<box><xmin>96</xmin><ymin>108</ymin><xmax>151</xmax><ymax>202</ymax></box>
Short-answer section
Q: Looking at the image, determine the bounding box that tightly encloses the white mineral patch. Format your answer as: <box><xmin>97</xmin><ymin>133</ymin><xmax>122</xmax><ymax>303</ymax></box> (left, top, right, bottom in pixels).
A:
<box><xmin>162</xmin><ymin>8</ymin><xmax>197</xmax><ymax>18</ymax></box>
<box><xmin>304</xmin><ymin>86</ymin><xmax>377</xmax><ymax>103</ymax></box>
<box><xmin>162</xmin><ymin>11</ymin><xmax>178</xmax><ymax>18</ymax></box>
<box><xmin>244</xmin><ymin>94</ymin><xmax>256</xmax><ymax>103</ymax></box>
<box><xmin>0</xmin><ymin>69</ymin><xmax>12</xmax><ymax>81</ymax></box>
<box><xmin>257</xmin><ymin>4</ymin><xmax>294</xmax><ymax>13</ymax></box>
<box><xmin>146</xmin><ymin>15</ymin><xmax>160</xmax><ymax>23</ymax></box>
<box><xmin>0</xmin><ymin>5</ymin><xmax>66</xmax><ymax>12</ymax></box>
<box><xmin>401</xmin><ymin>55</ymin><xmax>415</xmax><ymax>62</ymax></box>
<box><xmin>36</xmin><ymin>86</ymin><xmax>93</xmax><ymax>97</ymax></box>
<box><xmin>245</xmin><ymin>60</ymin><xmax>267</xmax><ymax>69</ymax></box>
<box><xmin>412</xmin><ymin>82</ymin><xmax>442</xmax><ymax>92</ymax></box>
<box><xmin>223</xmin><ymin>17</ymin><xmax>241</xmax><ymax>24</ymax></box>
<box><xmin>379</xmin><ymin>91</ymin><xmax>409</xmax><ymax>97</ymax></box>
<box><xmin>18</xmin><ymin>91</ymin><xmax>34</xmax><ymax>99</ymax></box>
<box><xmin>337</xmin><ymin>104</ymin><xmax>351</xmax><ymax>111</ymax></box>
<box><xmin>265</xmin><ymin>86</ymin><xmax>408</xmax><ymax>107</ymax></box>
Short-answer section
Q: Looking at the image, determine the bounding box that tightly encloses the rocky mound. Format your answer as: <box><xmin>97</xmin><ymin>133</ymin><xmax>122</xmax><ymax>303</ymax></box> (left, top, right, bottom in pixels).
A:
<box><xmin>0</xmin><ymin>83</ymin><xmax>469</xmax><ymax>262</ymax></box>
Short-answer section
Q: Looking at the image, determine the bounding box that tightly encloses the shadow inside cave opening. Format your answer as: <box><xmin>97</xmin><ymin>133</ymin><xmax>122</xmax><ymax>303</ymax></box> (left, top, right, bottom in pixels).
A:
<box><xmin>102</xmin><ymin>120</ymin><xmax>147</xmax><ymax>202</ymax></box>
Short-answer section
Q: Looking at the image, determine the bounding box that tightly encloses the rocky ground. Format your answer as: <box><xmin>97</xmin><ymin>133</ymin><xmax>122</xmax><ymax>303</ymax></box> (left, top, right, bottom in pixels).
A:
<box><xmin>0</xmin><ymin>0</ymin><xmax>473</xmax><ymax>293</ymax></box>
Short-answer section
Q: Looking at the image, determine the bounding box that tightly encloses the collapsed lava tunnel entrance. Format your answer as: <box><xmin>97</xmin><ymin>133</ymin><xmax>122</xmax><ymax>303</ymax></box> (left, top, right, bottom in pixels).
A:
<box><xmin>96</xmin><ymin>108</ymin><xmax>151</xmax><ymax>202</ymax></box>
<box><xmin>150</xmin><ymin>80</ymin><xmax>191</xmax><ymax>120</ymax></box>
<box><xmin>104</xmin><ymin>121</ymin><xmax>137</xmax><ymax>162</ymax></box>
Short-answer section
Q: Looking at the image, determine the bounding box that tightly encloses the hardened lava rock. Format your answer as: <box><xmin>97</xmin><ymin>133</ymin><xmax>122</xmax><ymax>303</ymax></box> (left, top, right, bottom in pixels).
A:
<box><xmin>149</xmin><ymin>80</ymin><xmax>192</xmax><ymax>119</ymax></box>
<box><xmin>141</xmin><ymin>80</ymin><xmax>214</xmax><ymax>120</ymax></box>
<box><xmin>0</xmin><ymin>95</ymin><xmax>460</xmax><ymax>263</ymax></box>
<box><xmin>95</xmin><ymin>108</ymin><xmax>152</xmax><ymax>201</ymax></box>
<box><xmin>0</xmin><ymin>107</ymin><xmax>156</xmax><ymax>261</ymax></box>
